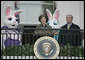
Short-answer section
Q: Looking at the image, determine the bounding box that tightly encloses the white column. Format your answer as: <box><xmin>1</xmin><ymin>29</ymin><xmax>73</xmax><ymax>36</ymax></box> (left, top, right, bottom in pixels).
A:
<box><xmin>80</xmin><ymin>1</ymin><xmax>84</xmax><ymax>29</ymax></box>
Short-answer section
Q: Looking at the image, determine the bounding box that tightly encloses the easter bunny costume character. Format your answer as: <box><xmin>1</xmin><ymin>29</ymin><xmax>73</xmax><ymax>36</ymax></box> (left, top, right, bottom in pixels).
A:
<box><xmin>1</xmin><ymin>6</ymin><xmax>22</xmax><ymax>49</ymax></box>
<box><xmin>46</xmin><ymin>9</ymin><xmax>60</xmax><ymax>41</ymax></box>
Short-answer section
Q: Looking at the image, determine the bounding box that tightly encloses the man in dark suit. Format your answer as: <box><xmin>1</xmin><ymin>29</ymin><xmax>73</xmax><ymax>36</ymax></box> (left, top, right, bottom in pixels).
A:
<box><xmin>59</xmin><ymin>14</ymin><xmax>81</xmax><ymax>46</ymax></box>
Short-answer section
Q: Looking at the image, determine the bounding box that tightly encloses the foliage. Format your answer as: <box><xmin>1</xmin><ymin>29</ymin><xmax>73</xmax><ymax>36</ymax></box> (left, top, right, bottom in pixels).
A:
<box><xmin>59</xmin><ymin>44</ymin><xmax>84</xmax><ymax>57</ymax></box>
<box><xmin>1</xmin><ymin>44</ymin><xmax>34</xmax><ymax>56</ymax></box>
<box><xmin>1</xmin><ymin>44</ymin><xmax>84</xmax><ymax>57</ymax></box>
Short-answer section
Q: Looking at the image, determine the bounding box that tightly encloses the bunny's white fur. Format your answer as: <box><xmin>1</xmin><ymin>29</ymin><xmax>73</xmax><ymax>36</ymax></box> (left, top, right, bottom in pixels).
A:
<box><xmin>46</xmin><ymin>9</ymin><xmax>59</xmax><ymax>28</ymax></box>
<box><xmin>5</xmin><ymin>6</ymin><xmax>22</xmax><ymax>28</ymax></box>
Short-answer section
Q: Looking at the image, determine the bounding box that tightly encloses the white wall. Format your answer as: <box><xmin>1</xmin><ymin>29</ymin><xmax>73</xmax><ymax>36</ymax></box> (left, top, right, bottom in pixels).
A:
<box><xmin>1</xmin><ymin>1</ymin><xmax>15</xmax><ymax>27</ymax></box>
<box><xmin>56</xmin><ymin>1</ymin><xmax>84</xmax><ymax>29</ymax></box>
<box><xmin>17</xmin><ymin>1</ymin><xmax>42</xmax><ymax>25</ymax></box>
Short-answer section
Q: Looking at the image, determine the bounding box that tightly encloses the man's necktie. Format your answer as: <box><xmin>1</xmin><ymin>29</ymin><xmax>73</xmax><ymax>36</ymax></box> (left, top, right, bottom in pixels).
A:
<box><xmin>68</xmin><ymin>24</ymin><xmax>70</xmax><ymax>29</ymax></box>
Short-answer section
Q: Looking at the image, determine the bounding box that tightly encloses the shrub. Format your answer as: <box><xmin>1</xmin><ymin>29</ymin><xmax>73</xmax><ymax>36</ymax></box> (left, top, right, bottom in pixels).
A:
<box><xmin>59</xmin><ymin>44</ymin><xmax>84</xmax><ymax>57</ymax></box>
<box><xmin>1</xmin><ymin>44</ymin><xmax>84</xmax><ymax>57</ymax></box>
<box><xmin>1</xmin><ymin>44</ymin><xmax>34</xmax><ymax>56</ymax></box>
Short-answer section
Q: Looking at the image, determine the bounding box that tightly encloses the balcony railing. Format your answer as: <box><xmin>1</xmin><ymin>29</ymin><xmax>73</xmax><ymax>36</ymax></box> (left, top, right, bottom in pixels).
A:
<box><xmin>1</xmin><ymin>28</ymin><xmax>84</xmax><ymax>59</ymax></box>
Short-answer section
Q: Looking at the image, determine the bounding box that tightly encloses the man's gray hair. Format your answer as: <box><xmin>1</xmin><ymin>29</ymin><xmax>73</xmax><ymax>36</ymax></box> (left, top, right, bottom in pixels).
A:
<box><xmin>66</xmin><ymin>14</ymin><xmax>73</xmax><ymax>19</ymax></box>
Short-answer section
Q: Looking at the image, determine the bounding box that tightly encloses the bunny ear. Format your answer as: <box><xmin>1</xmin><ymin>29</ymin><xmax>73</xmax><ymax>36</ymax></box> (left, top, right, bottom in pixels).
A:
<box><xmin>46</xmin><ymin>9</ymin><xmax>52</xmax><ymax>20</ymax></box>
<box><xmin>6</xmin><ymin>6</ymin><xmax>11</xmax><ymax>16</ymax></box>
<box><xmin>14</xmin><ymin>9</ymin><xmax>22</xmax><ymax>16</ymax></box>
<box><xmin>53</xmin><ymin>9</ymin><xmax>59</xmax><ymax>20</ymax></box>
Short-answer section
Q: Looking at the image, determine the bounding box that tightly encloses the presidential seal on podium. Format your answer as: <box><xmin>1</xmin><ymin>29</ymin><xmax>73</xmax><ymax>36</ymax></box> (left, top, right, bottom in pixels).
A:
<box><xmin>34</xmin><ymin>36</ymin><xmax>60</xmax><ymax>59</ymax></box>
